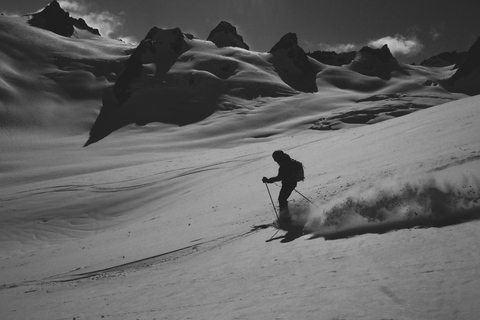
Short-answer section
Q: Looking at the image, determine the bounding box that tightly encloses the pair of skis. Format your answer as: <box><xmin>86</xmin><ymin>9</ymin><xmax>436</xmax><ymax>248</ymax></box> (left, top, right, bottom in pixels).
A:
<box><xmin>263</xmin><ymin>183</ymin><xmax>316</xmax><ymax>241</ymax></box>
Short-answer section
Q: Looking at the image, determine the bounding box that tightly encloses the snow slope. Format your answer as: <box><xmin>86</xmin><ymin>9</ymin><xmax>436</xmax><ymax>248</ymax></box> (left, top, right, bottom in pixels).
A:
<box><xmin>1</xmin><ymin>14</ymin><xmax>480</xmax><ymax>320</ymax></box>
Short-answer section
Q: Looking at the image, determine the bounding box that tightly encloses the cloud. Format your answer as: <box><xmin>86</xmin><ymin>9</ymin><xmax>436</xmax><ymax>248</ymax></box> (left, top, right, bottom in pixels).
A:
<box><xmin>57</xmin><ymin>0</ymin><xmax>126</xmax><ymax>38</ymax></box>
<box><xmin>318</xmin><ymin>43</ymin><xmax>357</xmax><ymax>53</ymax></box>
<box><xmin>57</xmin><ymin>0</ymin><xmax>84</xmax><ymax>12</ymax></box>
<box><xmin>368</xmin><ymin>35</ymin><xmax>424</xmax><ymax>57</ymax></box>
<box><xmin>430</xmin><ymin>27</ymin><xmax>441</xmax><ymax>41</ymax></box>
<box><xmin>302</xmin><ymin>40</ymin><xmax>357</xmax><ymax>53</ymax></box>
<box><xmin>1</xmin><ymin>11</ymin><xmax>21</xmax><ymax>17</ymax></box>
<box><xmin>82</xmin><ymin>11</ymin><xmax>124</xmax><ymax>38</ymax></box>
<box><xmin>118</xmin><ymin>36</ymin><xmax>139</xmax><ymax>45</ymax></box>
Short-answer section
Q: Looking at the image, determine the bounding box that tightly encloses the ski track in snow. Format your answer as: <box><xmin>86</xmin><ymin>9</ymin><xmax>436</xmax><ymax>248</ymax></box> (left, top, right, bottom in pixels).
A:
<box><xmin>1</xmin><ymin>226</ymin><xmax>267</xmax><ymax>290</ymax></box>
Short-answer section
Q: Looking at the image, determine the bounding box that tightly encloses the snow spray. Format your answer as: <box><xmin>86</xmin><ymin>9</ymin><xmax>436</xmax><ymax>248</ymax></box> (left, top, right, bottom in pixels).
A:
<box><xmin>304</xmin><ymin>168</ymin><xmax>480</xmax><ymax>237</ymax></box>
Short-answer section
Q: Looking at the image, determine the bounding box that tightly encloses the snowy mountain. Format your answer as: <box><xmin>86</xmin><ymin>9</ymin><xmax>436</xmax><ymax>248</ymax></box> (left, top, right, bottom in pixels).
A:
<box><xmin>1</xmin><ymin>2</ymin><xmax>480</xmax><ymax>319</ymax></box>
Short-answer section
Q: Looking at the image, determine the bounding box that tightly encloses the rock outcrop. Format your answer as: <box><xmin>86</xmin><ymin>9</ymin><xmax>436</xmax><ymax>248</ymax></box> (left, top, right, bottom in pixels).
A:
<box><xmin>443</xmin><ymin>36</ymin><xmax>480</xmax><ymax>95</ymax></box>
<box><xmin>268</xmin><ymin>33</ymin><xmax>321</xmax><ymax>92</ymax></box>
<box><xmin>206</xmin><ymin>21</ymin><xmax>249</xmax><ymax>50</ymax></box>
<box><xmin>348</xmin><ymin>45</ymin><xmax>408</xmax><ymax>80</ymax></box>
<box><xmin>85</xmin><ymin>26</ymin><xmax>194</xmax><ymax>146</ymax></box>
<box><xmin>113</xmin><ymin>27</ymin><xmax>190</xmax><ymax>104</ymax></box>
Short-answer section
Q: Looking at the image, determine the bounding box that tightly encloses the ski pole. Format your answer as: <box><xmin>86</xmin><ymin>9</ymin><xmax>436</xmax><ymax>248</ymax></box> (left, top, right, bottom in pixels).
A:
<box><xmin>273</xmin><ymin>182</ymin><xmax>319</xmax><ymax>208</ymax></box>
<box><xmin>267</xmin><ymin>229</ymin><xmax>281</xmax><ymax>242</ymax></box>
<box><xmin>265</xmin><ymin>183</ymin><xmax>279</xmax><ymax>220</ymax></box>
<box><xmin>293</xmin><ymin>188</ymin><xmax>319</xmax><ymax>208</ymax></box>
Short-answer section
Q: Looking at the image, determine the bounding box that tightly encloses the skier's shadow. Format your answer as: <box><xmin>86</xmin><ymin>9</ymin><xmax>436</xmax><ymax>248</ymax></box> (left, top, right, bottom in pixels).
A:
<box><xmin>266</xmin><ymin>225</ymin><xmax>305</xmax><ymax>243</ymax></box>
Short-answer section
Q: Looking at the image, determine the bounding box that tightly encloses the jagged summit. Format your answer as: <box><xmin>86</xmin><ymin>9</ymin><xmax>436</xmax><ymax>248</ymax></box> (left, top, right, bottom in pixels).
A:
<box><xmin>27</xmin><ymin>0</ymin><xmax>100</xmax><ymax>37</ymax></box>
<box><xmin>207</xmin><ymin>21</ymin><xmax>249</xmax><ymax>50</ymax></box>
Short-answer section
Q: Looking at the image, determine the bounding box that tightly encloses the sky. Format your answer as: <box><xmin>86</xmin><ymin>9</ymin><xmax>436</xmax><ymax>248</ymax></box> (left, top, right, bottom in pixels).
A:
<box><xmin>2</xmin><ymin>0</ymin><xmax>480</xmax><ymax>63</ymax></box>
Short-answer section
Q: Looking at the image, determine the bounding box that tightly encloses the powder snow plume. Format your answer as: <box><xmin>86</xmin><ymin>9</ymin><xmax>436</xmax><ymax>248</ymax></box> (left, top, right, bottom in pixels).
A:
<box><xmin>305</xmin><ymin>169</ymin><xmax>480</xmax><ymax>238</ymax></box>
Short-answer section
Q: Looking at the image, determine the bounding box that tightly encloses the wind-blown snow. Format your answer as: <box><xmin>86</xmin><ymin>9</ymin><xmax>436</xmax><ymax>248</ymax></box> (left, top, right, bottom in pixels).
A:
<box><xmin>307</xmin><ymin>166</ymin><xmax>480</xmax><ymax>238</ymax></box>
<box><xmin>1</xmin><ymin>13</ymin><xmax>480</xmax><ymax>320</ymax></box>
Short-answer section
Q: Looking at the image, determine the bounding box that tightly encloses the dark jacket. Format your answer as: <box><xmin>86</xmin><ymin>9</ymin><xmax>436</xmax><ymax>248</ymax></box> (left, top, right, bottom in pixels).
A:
<box><xmin>270</xmin><ymin>159</ymin><xmax>296</xmax><ymax>183</ymax></box>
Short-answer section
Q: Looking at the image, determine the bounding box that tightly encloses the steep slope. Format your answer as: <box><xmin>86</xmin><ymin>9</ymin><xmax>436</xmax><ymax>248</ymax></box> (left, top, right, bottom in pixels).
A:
<box><xmin>1</xmin><ymin>93</ymin><xmax>479</xmax><ymax>319</ymax></box>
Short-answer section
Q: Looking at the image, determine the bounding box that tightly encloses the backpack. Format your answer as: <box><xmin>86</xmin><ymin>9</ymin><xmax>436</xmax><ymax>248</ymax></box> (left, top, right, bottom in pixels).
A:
<box><xmin>290</xmin><ymin>159</ymin><xmax>305</xmax><ymax>182</ymax></box>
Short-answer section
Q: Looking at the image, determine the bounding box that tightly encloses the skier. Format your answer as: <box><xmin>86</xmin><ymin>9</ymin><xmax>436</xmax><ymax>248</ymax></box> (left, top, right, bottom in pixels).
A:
<box><xmin>262</xmin><ymin>150</ymin><xmax>303</xmax><ymax>222</ymax></box>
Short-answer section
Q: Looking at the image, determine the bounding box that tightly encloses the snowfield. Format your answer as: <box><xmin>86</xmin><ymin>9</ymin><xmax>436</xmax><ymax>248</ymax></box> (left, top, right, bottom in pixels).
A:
<box><xmin>1</xmin><ymin>12</ymin><xmax>479</xmax><ymax>320</ymax></box>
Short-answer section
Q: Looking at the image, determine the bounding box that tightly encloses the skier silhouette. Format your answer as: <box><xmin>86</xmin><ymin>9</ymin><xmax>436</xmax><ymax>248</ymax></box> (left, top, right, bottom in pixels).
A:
<box><xmin>262</xmin><ymin>150</ymin><xmax>302</xmax><ymax>222</ymax></box>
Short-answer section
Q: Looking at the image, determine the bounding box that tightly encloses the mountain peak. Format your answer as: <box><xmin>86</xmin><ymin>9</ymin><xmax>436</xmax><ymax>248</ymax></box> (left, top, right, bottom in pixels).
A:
<box><xmin>268</xmin><ymin>32</ymin><xmax>320</xmax><ymax>92</ymax></box>
<box><xmin>269</xmin><ymin>32</ymin><xmax>299</xmax><ymax>53</ymax></box>
<box><xmin>28</xmin><ymin>0</ymin><xmax>100</xmax><ymax>37</ymax></box>
<box><xmin>112</xmin><ymin>26</ymin><xmax>190</xmax><ymax>105</ymax></box>
<box><xmin>269</xmin><ymin>33</ymin><xmax>315</xmax><ymax>74</ymax></box>
<box><xmin>206</xmin><ymin>21</ymin><xmax>249</xmax><ymax>50</ymax></box>
<box><xmin>349</xmin><ymin>44</ymin><xmax>407</xmax><ymax>80</ymax></box>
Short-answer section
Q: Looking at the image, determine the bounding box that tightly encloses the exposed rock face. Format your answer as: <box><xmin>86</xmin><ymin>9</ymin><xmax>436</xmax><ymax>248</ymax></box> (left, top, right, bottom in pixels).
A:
<box><xmin>307</xmin><ymin>51</ymin><xmax>356</xmax><ymax>66</ymax></box>
<box><xmin>73</xmin><ymin>17</ymin><xmax>101</xmax><ymax>36</ymax></box>
<box><xmin>450</xmin><ymin>37</ymin><xmax>480</xmax><ymax>80</ymax></box>
<box><xmin>443</xmin><ymin>36</ymin><xmax>480</xmax><ymax>95</ymax></box>
<box><xmin>85</xmin><ymin>26</ymin><xmax>193</xmax><ymax>146</ymax></box>
<box><xmin>360</xmin><ymin>45</ymin><xmax>396</xmax><ymax>63</ymax></box>
<box><xmin>268</xmin><ymin>33</ymin><xmax>320</xmax><ymax>92</ymax></box>
<box><xmin>114</xmin><ymin>27</ymin><xmax>190</xmax><ymax>104</ymax></box>
<box><xmin>349</xmin><ymin>45</ymin><xmax>408</xmax><ymax>80</ymax></box>
<box><xmin>420</xmin><ymin>51</ymin><xmax>467</xmax><ymax>68</ymax></box>
<box><xmin>207</xmin><ymin>21</ymin><xmax>249</xmax><ymax>50</ymax></box>
<box><xmin>28</xmin><ymin>0</ymin><xmax>72</xmax><ymax>36</ymax></box>
<box><xmin>28</xmin><ymin>0</ymin><xmax>100</xmax><ymax>37</ymax></box>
